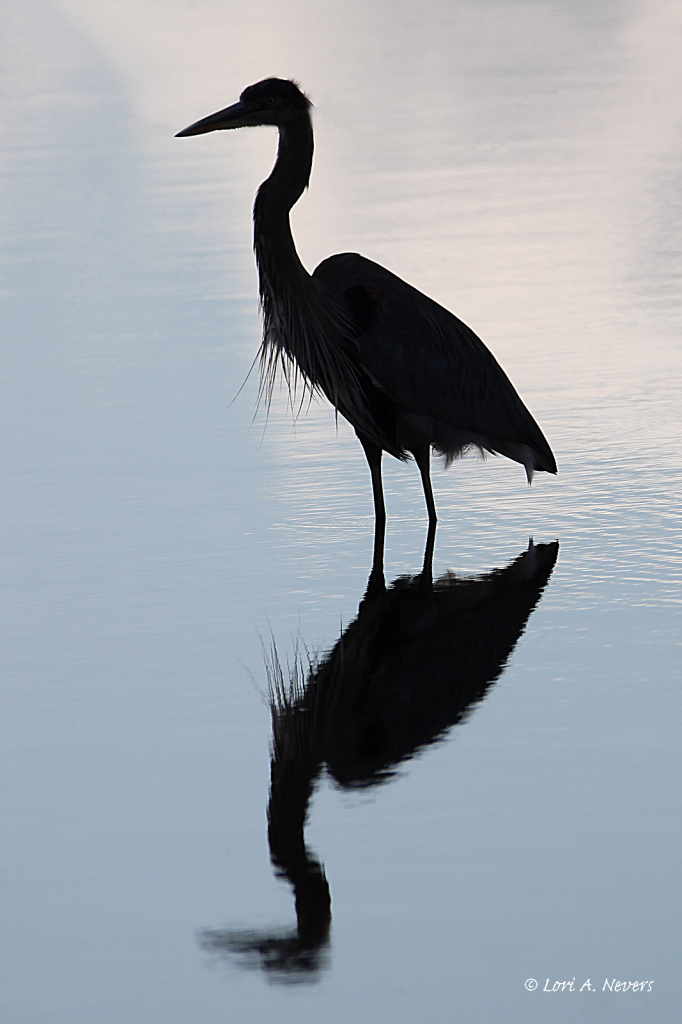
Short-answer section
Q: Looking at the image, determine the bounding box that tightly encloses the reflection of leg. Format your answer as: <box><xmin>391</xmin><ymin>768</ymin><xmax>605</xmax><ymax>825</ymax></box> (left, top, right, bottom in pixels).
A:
<box><xmin>357</xmin><ymin>433</ymin><xmax>386</xmax><ymax>521</ymax></box>
<box><xmin>368</xmin><ymin>513</ymin><xmax>386</xmax><ymax>594</ymax></box>
<box><xmin>412</xmin><ymin>442</ymin><xmax>438</xmax><ymax>524</ymax></box>
<box><xmin>422</xmin><ymin>519</ymin><xmax>436</xmax><ymax>581</ymax></box>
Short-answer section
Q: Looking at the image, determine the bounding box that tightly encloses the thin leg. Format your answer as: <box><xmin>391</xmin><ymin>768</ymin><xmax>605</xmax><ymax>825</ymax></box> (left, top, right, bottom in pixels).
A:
<box><xmin>412</xmin><ymin>442</ymin><xmax>438</xmax><ymax>524</ymax></box>
<box><xmin>422</xmin><ymin>519</ymin><xmax>436</xmax><ymax>581</ymax></box>
<box><xmin>363</xmin><ymin>514</ymin><xmax>386</xmax><ymax>599</ymax></box>
<box><xmin>371</xmin><ymin>512</ymin><xmax>386</xmax><ymax>578</ymax></box>
<box><xmin>356</xmin><ymin>433</ymin><xmax>386</xmax><ymax>522</ymax></box>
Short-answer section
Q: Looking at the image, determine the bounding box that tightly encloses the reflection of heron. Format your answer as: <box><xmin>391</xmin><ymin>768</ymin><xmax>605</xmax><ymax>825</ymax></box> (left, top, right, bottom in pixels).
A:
<box><xmin>177</xmin><ymin>78</ymin><xmax>557</xmax><ymax>524</ymax></box>
<box><xmin>199</xmin><ymin>538</ymin><xmax>558</xmax><ymax>982</ymax></box>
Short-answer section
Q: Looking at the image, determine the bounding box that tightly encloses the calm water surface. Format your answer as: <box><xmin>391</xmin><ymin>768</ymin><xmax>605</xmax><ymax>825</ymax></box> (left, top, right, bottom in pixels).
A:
<box><xmin>1</xmin><ymin>1</ymin><xmax>680</xmax><ymax>1021</ymax></box>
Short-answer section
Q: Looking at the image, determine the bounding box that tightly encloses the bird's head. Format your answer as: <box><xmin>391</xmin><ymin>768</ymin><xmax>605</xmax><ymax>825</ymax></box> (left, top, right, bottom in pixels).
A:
<box><xmin>175</xmin><ymin>78</ymin><xmax>311</xmax><ymax>137</ymax></box>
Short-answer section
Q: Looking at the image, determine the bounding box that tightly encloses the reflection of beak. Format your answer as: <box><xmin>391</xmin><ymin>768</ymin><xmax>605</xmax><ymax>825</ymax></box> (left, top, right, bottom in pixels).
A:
<box><xmin>175</xmin><ymin>100</ymin><xmax>250</xmax><ymax>137</ymax></box>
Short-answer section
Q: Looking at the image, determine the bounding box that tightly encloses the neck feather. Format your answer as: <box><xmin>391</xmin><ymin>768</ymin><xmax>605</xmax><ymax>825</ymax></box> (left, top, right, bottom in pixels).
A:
<box><xmin>252</xmin><ymin>112</ymin><xmax>385</xmax><ymax>454</ymax></box>
<box><xmin>253</xmin><ymin>115</ymin><xmax>314</xmax><ymax>288</ymax></box>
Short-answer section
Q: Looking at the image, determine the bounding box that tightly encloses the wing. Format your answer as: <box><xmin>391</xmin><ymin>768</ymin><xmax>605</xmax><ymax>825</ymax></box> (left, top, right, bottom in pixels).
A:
<box><xmin>313</xmin><ymin>253</ymin><xmax>556</xmax><ymax>474</ymax></box>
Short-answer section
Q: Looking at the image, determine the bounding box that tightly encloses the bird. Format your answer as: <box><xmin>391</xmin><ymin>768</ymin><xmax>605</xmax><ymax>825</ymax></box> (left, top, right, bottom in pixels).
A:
<box><xmin>176</xmin><ymin>78</ymin><xmax>556</xmax><ymax>524</ymax></box>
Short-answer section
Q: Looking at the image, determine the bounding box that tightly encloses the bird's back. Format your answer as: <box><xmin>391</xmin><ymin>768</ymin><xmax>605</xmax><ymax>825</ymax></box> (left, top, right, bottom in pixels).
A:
<box><xmin>313</xmin><ymin>253</ymin><xmax>556</xmax><ymax>478</ymax></box>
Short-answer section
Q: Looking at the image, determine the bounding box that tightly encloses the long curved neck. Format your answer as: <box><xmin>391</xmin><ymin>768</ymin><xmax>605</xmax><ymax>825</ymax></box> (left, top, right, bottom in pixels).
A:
<box><xmin>253</xmin><ymin>109</ymin><xmax>368</xmax><ymax>433</ymax></box>
<box><xmin>253</xmin><ymin>114</ymin><xmax>314</xmax><ymax>287</ymax></box>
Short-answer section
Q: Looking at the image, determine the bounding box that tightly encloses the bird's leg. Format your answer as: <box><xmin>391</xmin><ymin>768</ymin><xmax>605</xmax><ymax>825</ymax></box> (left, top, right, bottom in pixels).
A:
<box><xmin>422</xmin><ymin>519</ymin><xmax>436</xmax><ymax>582</ymax></box>
<box><xmin>370</xmin><ymin>511</ymin><xmax>386</xmax><ymax>585</ymax></box>
<box><xmin>412</xmin><ymin>441</ymin><xmax>438</xmax><ymax>525</ymax></box>
<box><xmin>358</xmin><ymin>433</ymin><xmax>388</xmax><ymax>583</ymax></box>
<box><xmin>356</xmin><ymin>433</ymin><xmax>386</xmax><ymax>523</ymax></box>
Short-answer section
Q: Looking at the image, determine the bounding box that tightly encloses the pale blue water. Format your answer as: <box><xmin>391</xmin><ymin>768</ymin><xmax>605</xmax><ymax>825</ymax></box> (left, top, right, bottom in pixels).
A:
<box><xmin>1</xmin><ymin>2</ymin><xmax>680</xmax><ymax>1022</ymax></box>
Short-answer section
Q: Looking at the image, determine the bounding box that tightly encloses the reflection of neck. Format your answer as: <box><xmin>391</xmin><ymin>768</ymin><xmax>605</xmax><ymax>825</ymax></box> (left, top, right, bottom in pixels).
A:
<box><xmin>267</xmin><ymin>680</ymin><xmax>331</xmax><ymax>946</ymax></box>
<box><xmin>267</xmin><ymin>796</ymin><xmax>331</xmax><ymax>946</ymax></box>
<box><xmin>290</xmin><ymin>857</ymin><xmax>331</xmax><ymax>946</ymax></box>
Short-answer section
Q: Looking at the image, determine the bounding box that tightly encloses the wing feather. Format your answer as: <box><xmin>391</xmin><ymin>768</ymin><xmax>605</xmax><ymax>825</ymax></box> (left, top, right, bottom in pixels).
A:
<box><xmin>313</xmin><ymin>253</ymin><xmax>556</xmax><ymax>475</ymax></box>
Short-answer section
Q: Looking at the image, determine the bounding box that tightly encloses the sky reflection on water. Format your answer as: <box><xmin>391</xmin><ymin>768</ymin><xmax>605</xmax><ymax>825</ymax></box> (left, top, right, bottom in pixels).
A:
<box><xmin>1</xmin><ymin>2</ymin><xmax>681</xmax><ymax>1022</ymax></box>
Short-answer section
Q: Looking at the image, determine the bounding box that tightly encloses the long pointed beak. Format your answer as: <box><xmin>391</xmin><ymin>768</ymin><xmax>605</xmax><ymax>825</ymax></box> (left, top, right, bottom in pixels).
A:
<box><xmin>175</xmin><ymin>100</ymin><xmax>250</xmax><ymax>137</ymax></box>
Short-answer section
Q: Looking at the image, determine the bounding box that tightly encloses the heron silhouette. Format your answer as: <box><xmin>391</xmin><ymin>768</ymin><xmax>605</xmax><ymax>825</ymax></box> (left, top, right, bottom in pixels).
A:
<box><xmin>199</xmin><ymin>537</ymin><xmax>559</xmax><ymax>981</ymax></box>
<box><xmin>177</xmin><ymin>78</ymin><xmax>557</xmax><ymax>523</ymax></box>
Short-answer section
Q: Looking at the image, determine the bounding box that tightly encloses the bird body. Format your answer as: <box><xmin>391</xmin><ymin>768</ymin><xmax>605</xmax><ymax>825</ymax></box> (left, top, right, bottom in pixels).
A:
<box><xmin>313</xmin><ymin>252</ymin><xmax>555</xmax><ymax>474</ymax></box>
<box><xmin>177</xmin><ymin>78</ymin><xmax>556</xmax><ymax>522</ymax></box>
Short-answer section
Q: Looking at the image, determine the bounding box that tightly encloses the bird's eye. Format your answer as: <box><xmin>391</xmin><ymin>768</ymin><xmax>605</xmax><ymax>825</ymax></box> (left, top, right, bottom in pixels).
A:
<box><xmin>266</xmin><ymin>97</ymin><xmax>275</xmax><ymax>106</ymax></box>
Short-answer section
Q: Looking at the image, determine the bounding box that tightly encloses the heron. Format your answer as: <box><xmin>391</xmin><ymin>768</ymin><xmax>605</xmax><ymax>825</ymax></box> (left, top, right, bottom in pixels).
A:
<box><xmin>177</xmin><ymin>78</ymin><xmax>557</xmax><ymax>524</ymax></box>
